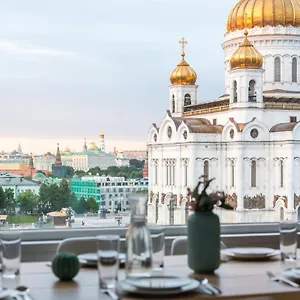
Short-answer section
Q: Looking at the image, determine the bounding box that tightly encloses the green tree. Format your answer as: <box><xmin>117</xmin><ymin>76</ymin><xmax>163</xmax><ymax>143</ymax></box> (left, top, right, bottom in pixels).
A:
<box><xmin>0</xmin><ymin>187</ymin><xmax>6</xmax><ymax>210</ymax></box>
<box><xmin>38</xmin><ymin>183</ymin><xmax>61</xmax><ymax>213</ymax></box>
<box><xmin>86</xmin><ymin>197</ymin><xmax>99</xmax><ymax>213</ymax></box>
<box><xmin>4</xmin><ymin>188</ymin><xmax>15</xmax><ymax>213</ymax></box>
<box><xmin>129</xmin><ymin>159</ymin><xmax>145</xmax><ymax>170</ymax></box>
<box><xmin>70</xmin><ymin>192</ymin><xmax>78</xmax><ymax>212</ymax></box>
<box><xmin>77</xmin><ymin>197</ymin><xmax>86</xmax><ymax>214</ymax></box>
<box><xmin>17</xmin><ymin>190</ymin><xmax>38</xmax><ymax>215</ymax></box>
<box><xmin>66</xmin><ymin>167</ymin><xmax>75</xmax><ymax>178</ymax></box>
<box><xmin>74</xmin><ymin>170</ymin><xmax>86</xmax><ymax>177</ymax></box>
<box><xmin>59</xmin><ymin>179</ymin><xmax>71</xmax><ymax>208</ymax></box>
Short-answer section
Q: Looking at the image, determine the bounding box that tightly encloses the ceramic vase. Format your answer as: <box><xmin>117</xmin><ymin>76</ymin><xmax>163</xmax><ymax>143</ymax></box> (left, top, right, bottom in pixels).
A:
<box><xmin>187</xmin><ymin>211</ymin><xmax>220</xmax><ymax>274</ymax></box>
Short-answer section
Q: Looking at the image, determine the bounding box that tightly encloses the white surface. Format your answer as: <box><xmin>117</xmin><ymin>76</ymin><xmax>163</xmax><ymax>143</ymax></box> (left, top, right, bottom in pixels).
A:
<box><xmin>126</xmin><ymin>276</ymin><xmax>192</xmax><ymax>290</ymax></box>
<box><xmin>221</xmin><ymin>248</ymin><xmax>280</xmax><ymax>260</ymax></box>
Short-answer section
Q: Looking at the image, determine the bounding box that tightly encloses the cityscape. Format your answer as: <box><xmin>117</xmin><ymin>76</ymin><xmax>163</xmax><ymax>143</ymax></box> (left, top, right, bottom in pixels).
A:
<box><xmin>1</xmin><ymin>0</ymin><xmax>300</xmax><ymax>229</ymax></box>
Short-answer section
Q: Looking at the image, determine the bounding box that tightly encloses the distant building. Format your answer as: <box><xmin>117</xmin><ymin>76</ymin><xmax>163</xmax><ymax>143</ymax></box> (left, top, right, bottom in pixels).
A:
<box><xmin>115</xmin><ymin>151</ymin><xmax>130</xmax><ymax>167</ymax></box>
<box><xmin>0</xmin><ymin>145</ymin><xmax>37</xmax><ymax>176</ymax></box>
<box><xmin>113</xmin><ymin>149</ymin><xmax>146</xmax><ymax>161</ymax></box>
<box><xmin>0</xmin><ymin>173</ymin><xmax>40</xmax><ymax>199</ymax></box>
<box><xmin>71</xmin><ymin>176</ymin><xmax>148</xmax><ymax>211</ymax></box>
<box><xmin>142</xmin><ymin>153</ymin><xmax>148</xmax><ymax>178</ymax></box>
<box><xmin>35</xmin><ymin>135</ymin><xmax>116</xmax><ymax>173</ymax></box>
<box><xmin>52</xmin><ymin>144</ymin><xmax>68</xmax><ymax>178</ymax></box>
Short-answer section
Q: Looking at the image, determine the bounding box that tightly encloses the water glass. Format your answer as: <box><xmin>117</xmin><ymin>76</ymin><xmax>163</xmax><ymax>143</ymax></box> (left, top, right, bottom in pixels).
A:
<box><xmin>0</xmin><ymin>230</ymin><xmax>21</xmax><ymax>279</ymax></box>
<box><xmin>151</xmin><ymin>227</ymin><xmax>165</xmax><ymax>275</ymax></box>
<box><xmin>279</xmin><ymin>221</ymin><xmax>298</xmax><ymax>263</ymax></box>
<box><xmin>97</xmin><ymin>235</ymin><xmax>119</xmax><ymax>291</ymax></box>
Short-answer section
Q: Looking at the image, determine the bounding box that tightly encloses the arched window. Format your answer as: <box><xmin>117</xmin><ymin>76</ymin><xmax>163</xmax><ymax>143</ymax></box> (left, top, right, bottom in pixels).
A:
<box><xmin>248</xmin><ymin>80</ymin><xmax>256</xmax><ymax>102</ymax></box>
<box><xmin>172</xmin><ymin>95</ymin><xmax>175</xmax><ymax>113</ymax></box>
<box><xmin>251</xmin><ymin>160</ymin><xmax>256</xmax><ymax>187</ymax></box>
<box><xmin>231</xmin><ymin>161</ymin><xmax>235</xmax><ymax>187</ymax></box>
<box><xmin>204</xmin><ymin>161</ymin><xmax>209</xmax><ymax>179</ymax></box>
<box><xmin>280</xmin><ymin>160</ymin><xmax>284</xmax><ymax>188</ymax></box>
<box><xmin>233</xmin><ymin>81</ymin><xmax>237</xmax><ymax>102</ymax></box>
<box><xmin>274</xmin><ymin>57</ymin><xmax>281</xmax><ymax>82</ymax></box>
<box><xmin>184</xmin><ymin>94</ymin><xmax>191</xmax><ymax>106</ymax></box>
<box><xmin>292</xmin><ymin>57</ymin><xmax>297</xmax><ymax>83</ymax></box>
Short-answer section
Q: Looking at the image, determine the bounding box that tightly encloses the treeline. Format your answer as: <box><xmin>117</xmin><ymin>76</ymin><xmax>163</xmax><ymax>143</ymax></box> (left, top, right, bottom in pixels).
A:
<box><xmin>0</xmin><ymin>179</ymin><xmax>98</xmax><ymax>215</ymax></box>
<box><xmin>74</xmin><ymin>159</ymin><xmax>144</xmax><ymax>179</ymax></box>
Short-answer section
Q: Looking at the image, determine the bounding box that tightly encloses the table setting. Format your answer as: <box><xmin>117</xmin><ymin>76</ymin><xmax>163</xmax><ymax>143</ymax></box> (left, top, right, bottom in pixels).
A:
<box><xmin>2</xmin><ymin>178</ymin><xmax>300</xmax><ymax>299</ymax></box>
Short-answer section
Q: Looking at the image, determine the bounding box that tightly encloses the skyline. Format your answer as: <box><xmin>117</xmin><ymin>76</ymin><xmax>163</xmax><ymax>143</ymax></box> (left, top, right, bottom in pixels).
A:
<box><xmin>0</xmin><ymin>0</ymin><xmax>237</xmax><ymax>152</ymax></box>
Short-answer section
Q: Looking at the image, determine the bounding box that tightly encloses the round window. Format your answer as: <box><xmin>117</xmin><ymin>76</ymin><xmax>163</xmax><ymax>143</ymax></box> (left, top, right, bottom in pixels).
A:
<box><xmin>250</xmin><ymin>129</ymin><xmax>259</xmax><ymax>138</ymax></box>
<box><xmin>167</xmin><ymin>126</ymin><xmax>172</xmax><ymax>138</ymax></box>
<box><xmin>153</xmin><ymin>133</ymin><xmax>157</xmax><ymax>142</ymax></box>
<box><xmin>230</xmin><ymin>129</ymin><xmax>234</xmax><ymax>139</ymax></box>
<box><xmin>183</xmin><ymin>130</ymin><xmax>188</xmax><ymax>140</ymax></box>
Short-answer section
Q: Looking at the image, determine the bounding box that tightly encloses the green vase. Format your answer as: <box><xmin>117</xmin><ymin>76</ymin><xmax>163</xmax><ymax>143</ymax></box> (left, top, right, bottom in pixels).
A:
<box><xmin>188</xmin><ymin>211</ymin><xmax>220</xmax><ymax>274</ymax></box>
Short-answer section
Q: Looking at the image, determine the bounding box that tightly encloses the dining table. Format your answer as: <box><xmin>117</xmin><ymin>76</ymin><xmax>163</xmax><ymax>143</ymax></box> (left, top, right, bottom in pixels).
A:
<box><xmin>12</xmin><ymin>251</ymin><xmax>300</xmax><ymax>300</ymax></box>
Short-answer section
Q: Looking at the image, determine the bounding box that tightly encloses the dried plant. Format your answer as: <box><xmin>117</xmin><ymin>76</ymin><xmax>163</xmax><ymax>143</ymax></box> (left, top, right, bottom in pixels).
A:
<box><xmin>187</xmin><ymin>176</ymin><xmax>233</xmax><ymax>212</ymax></box>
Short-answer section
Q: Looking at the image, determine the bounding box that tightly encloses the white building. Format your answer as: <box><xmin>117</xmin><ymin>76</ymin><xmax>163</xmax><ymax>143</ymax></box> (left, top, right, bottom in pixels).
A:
<box><xmin>147</xmin><ymin>0</ymin><xmax>300</xmax><ymax>225</ymax></box>
<box><xmin>34</xmin><ymin>136</ymin><xmax>116</xmax><ymax>172</ymax></box>
<box><xmin>0</xmin><ymin>173</ymin><xmax>40</xmax><ymax>199</ymax></box>
<box><xmin>71</xmin><ymin>175</ymin><xmax>148</xmax><ymax>211</ymax></box>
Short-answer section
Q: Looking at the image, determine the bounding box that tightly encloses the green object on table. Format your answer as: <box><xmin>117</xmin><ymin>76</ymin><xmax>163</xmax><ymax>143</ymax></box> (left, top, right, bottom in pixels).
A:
<box><xmin>188</xmin><ymin>211</ymin><xmax>220</xmax><ymax>274</ymax></box>
<box><xmin>52</xmin><ymin>252</ymin><xmax>80</xmax><ymax>281</ymax></box>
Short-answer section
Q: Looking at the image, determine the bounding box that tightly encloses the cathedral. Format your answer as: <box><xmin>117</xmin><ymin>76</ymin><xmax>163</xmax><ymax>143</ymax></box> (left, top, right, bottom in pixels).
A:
<box><xmin>147</xmin><ymin>0</ymin><xmax>300</xmax><ymax>225</ymax></box>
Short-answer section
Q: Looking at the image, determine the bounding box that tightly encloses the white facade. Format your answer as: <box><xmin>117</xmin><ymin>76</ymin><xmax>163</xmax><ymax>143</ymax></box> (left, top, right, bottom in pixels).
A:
<box><xmin>147</xmin><ymin>7</ymin><xmax>300</xmax><ymax>225</ymax></box>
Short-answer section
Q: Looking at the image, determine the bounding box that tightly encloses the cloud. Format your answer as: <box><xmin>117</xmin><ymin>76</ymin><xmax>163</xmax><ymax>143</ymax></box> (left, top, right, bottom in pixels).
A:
<box><xmin>0</xmin><ymin>40</ymin><xmax>78</xmax><ymax>58</ymax></box>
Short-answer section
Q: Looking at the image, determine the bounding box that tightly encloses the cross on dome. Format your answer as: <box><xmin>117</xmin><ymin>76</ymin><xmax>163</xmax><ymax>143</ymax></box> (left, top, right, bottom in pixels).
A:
<box><xmin>179</xmin><ymin>37</ymin><xmax>188</xmax><ymax>57</ymax></box>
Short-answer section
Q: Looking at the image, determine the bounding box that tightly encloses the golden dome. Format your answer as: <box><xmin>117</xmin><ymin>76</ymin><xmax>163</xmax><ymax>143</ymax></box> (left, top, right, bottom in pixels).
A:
<box><xmin>99</xmin><ymin>133</ymin><xmax>104</xmax><ymax>138</ymax></box>
<box><xmin>227</xmin><ymin>0</ymin><xmax>300</xmax><ymax>32</ymax></box>
<box><xmin>230</xmin><ymin>31</ymin><xmax>263</xmax><ymax>70</ymax></box>
<box><xmin>170</xmin><ymin>38</ymin><xmax>197</xmax><ymax>85</ymax></box>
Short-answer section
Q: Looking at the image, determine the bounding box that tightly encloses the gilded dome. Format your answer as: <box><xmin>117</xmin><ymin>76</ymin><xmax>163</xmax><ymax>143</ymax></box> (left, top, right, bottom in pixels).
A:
<box><xmin>227</xmin><ymin>0</ymin><xmax>300</xmax><ymax>32</ymax></box>
<box><xmin>170</xmin><ymin>38</ymin><xmax>197</xmax><ymax>85</ymax></box>
<box><xmin>230</xmin><ymin>31</ymin><xmax>263</xmax><ymax>70</ymax></box>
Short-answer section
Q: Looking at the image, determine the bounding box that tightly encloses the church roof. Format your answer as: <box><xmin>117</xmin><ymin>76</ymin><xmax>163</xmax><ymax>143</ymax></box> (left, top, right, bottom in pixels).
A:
<box><xmin>270</xmin><ymin>122</ymin><xmax>299</xmax><ymax>132</ymax></box>
<box><xmin>183</xmin><ymin>118</ymin><xmax>223</xmax><ymax>133</ymax></box>
<box><xmin>168</xmin><ymin>112</ymin><xmax>223</xmax><ymax>134</ymax></box>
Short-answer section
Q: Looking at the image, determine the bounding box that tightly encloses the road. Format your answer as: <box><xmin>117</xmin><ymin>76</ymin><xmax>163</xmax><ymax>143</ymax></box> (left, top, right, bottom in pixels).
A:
<box><xmin>72</xmin><ymin>214</ymin><xmax>131</xmax><ymax>228</ymax></box>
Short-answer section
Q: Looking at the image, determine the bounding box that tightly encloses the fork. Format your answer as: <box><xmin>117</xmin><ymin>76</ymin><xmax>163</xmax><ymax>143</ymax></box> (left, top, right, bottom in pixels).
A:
<box><xmin>196</xmin><ymin>278</ymin><xmax>222</xmax><ymax>295</ymax></box>
<box><xmin>266</xmin><ymin>271</ymin><xmax>300</xmax><ymax>288</ymax></box>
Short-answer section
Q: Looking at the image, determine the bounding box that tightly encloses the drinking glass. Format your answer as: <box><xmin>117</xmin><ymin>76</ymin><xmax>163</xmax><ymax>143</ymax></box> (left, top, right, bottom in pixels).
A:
<box><xmin>279</xmin><ymin>220</ymin><xmax>298</xmax><ymax>263</ymax></box>
<box><xmin>97</xmin><ymin>235</ymin><xmax>119</xmax><ymax>291</ymax></box>
<box><xmin>151</xmin><ymin>227</ymin><xmax>165</xmax><ymax>275</ymax></box>
<box><xmin>0</xmin><ymin>230</ymin><xmax>21</xmax><ymax>279</ymax></box>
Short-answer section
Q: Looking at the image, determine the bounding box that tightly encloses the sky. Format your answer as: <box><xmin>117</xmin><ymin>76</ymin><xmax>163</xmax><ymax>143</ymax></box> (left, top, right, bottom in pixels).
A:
<box><xmin>0</xmin><ymin>0</ymin><xmax>238</xmax><ymax>154</ymax></box>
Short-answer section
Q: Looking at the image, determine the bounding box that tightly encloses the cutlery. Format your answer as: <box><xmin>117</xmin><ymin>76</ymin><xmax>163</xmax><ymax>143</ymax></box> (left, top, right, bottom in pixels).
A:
<box><xmin>196</xmin><ymin>282</ymin><xmax>215</xmax><ymax>296</ymax></box>
<box><xmin>198</xmin><ymin>278</ymin><xmax>222</xmax><ymax>295</ymax></box>
<box><xmin>266</xmin><ymin>271</ymin><xmax>300</xmax><ymax>288</ymax></box>
<box><xmin>100</xmin><ymin>282</ymin><xmax>119</xmax><ymax>300</ymax></box>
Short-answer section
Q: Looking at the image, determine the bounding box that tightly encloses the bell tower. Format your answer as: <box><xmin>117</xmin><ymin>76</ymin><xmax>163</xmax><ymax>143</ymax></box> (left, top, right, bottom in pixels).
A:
<box><xmin>169</xmin><ymin>38</ymin><xmax>198</xmax><ymax>117</ymax></box>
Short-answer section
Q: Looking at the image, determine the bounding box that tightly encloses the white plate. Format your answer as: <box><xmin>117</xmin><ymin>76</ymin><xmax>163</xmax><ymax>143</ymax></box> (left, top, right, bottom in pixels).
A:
<box><xmin>0</xmin><ymin>289</ymin><xmax>12</xmax><ymax>299</ymax></box>
<box><xmin>221</xmin><ymin>248</ymin><xmax>279</xmax><ymax>260</ymax></box>
<box><xmin>117</xmin><ymin>278</ymin><xmax>199</xmax><ymax>296</ymax></box>
<box><xmin>126</xmin><ymin>276</ymin><xmax>192</xmax><ymax>291</ymax></box>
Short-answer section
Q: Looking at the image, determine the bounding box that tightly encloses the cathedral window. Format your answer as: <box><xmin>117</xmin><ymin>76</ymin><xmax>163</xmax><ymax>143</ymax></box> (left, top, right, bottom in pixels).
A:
<box><xmin>274</xmin><ymin>57</ymin><xmax>281</xmax><ymax>82</ymax></box>
<box><xmin>280</xmin><ymin>160</ymin><xmax>284</xmax><ymax>188</ymax></box>
<box><xmin>184</xmin><ymin>163</ymin><xmax>188</xmax><ymax>186</ymax></box>
<box><xmin>184</xmin><ymin>94</ymin><xmax>191</xmax><ymax>106</ymax></box>
<box><xmin>231</xmin><ymin>161</ymin><xmax>235</xmax><ymax>187</ymax></box>
<box><xmin>172</xmin><ymin>95</ymin><xmax>175</xmax><ymax>113</ymax></box>
<box><xmin>233</xmin><ymin>81</ymin><xmax>237</xmax><ymax>102</ymax></box>
<box><xmin>292</xmin><ymin>57</ymin><xmax>297</xmax><ymax>83</ymax></box>
<box><xmin>203</xmin><ymin>160</ymin><xmax>209</xmax><ymax>179</ymax></box>
<box><xmin>248</xmin><ymin>80</ymin><xmax>256</xmax><ymax>102</ymax></box>
<box><xmin>251</xmin><ymin>160</ymin><xmax>257</xmax><ymax>187</ymax></box>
